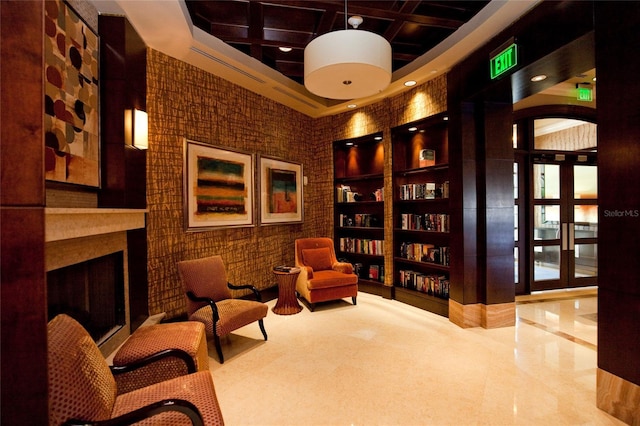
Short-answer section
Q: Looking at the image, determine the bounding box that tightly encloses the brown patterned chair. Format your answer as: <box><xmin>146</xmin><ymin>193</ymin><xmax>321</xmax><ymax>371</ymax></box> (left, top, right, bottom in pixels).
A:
<box><xmin>177</xmin><ymin>255</ymin><xmax>268</xmax><ymax>364</ymax></box>
<box><xmin>111</xmin><ymin>321</ymin><xmax>210</xmax><ymax>394</ymax></box>
<box><xmin>294</xmin><ymin>237</ymin><xmax>358</xmax><ymax>311</ymax></box>
<box><xmin>48</xmin><ymin>314</ymin><xmax>225</xmax><ymax>425</ymax></box>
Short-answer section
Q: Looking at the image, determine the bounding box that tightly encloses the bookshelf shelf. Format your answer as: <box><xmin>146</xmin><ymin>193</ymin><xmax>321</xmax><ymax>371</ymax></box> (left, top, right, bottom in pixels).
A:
<box><xmin>334</xmin><ymin>132</ymin><xmax>389</xmax><ymax>298</ymax></box>
<box><xmin>392</xmin><ymin>112</ymin><xmax>451</xmax><ymax>317</ymax></box>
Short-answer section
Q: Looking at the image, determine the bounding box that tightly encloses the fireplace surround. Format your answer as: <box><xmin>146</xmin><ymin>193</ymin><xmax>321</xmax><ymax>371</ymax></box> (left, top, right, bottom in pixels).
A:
<box><xmin>45</xmin><ymin>208</ymin><xmax>146</xmax><ymax>356</ymax></box>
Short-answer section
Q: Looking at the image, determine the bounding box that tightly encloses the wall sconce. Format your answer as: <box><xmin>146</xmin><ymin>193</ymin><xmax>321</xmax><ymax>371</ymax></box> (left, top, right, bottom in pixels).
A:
<box><xmin>125</xmin><ymin>108</ymin><xmax>148</xmax><ymax>149</ymax></box>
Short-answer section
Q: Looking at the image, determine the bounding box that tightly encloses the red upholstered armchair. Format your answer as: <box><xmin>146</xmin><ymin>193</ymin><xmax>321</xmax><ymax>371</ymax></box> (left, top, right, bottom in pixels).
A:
<box><xmin>294</xmin><ymin>237</ymin><xmax>358</xmax><ymax>311</ymax></box>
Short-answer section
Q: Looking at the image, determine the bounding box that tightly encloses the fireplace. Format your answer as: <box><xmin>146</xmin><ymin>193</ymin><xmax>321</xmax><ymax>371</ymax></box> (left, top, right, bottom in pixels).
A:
<box><xmin>45</xmin><ymin>208</ymin><xmax>146</xmax><ymax>356</ymax></box>
<box><xmin>47</xmin><ymin>252</ymin><xmax>126</xmax><ymax>345</ymax></box>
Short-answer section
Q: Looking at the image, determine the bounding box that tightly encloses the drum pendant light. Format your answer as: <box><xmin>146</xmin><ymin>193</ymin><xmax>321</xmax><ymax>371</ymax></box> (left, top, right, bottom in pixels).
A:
<box><xmin>304</xmin><ymin>2</ymin><xmax>392</xmax><ymax>100</ymax></box>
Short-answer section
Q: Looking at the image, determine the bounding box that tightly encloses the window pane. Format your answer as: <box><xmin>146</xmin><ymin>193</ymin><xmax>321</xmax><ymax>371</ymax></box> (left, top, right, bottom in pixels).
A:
<box><xmin>534</xmin><ymin>164</ymin><xmax>559</xmax><ymax>199</ymax></box>
<box><xmin>514</xmin><ymin>204</ymin><xmax>518</xmax><ymax>241</ymax></box>
<box><xmin>514</xmin><ymin>247</ymin><xmax>519</xmax><ymax>284</ymax></box>
<box><xmin>513</xmin><ymin>162</ymin><xmax>518</xmax><ymax>199</ymax></box>
<box><xmin>574</xmin><ymin>165</ymin><xmax>597</xmax><ymax>199</ymax></box>
<box><xmin>575</xmin><ymin>205</ymin><xmax>598</xmax><ymax>237</ymax></box>
<box><xmin>534</xmin><ymin>205</ymin><xmax>560</xmax><ymax>240</ymax></box>
<box><xmin>575</xmin><ymin>244</ymin><xmax>597</xmax><ymax>277</ymax></box>
<box><xmin>513</xmin><ymin>124</ymin><xmax>518</xmax><ymax>149</ymax></box>
<box><xmin>534</xmin><ymin>245</ymin><xmax>560</xmax><ymax>281</ymax></box>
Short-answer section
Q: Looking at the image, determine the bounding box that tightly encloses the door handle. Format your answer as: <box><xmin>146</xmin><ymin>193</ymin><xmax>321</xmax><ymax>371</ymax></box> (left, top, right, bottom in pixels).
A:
<box><xmin>569</xmin><ymin>223</ymin><xmax>575</xmax><ymax>251</ymax></box>
<box><xmin>561</xmin><ymin>223</ymin><xmax>568</xmax><ymax>251</ymax></box>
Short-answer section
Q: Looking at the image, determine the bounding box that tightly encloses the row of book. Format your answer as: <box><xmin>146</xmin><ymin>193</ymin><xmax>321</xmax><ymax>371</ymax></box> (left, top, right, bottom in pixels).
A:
<box><xmin>398</xmin><ymin>270</ymin><xmax>450</xmax><ymax>299</ymax></box>
<box><xmin>353</xmin><ymin>263</ymin><xmax>384</xmax><ymax>282</ymax></box>
<box><xmin>339</xmin><ymin>238</ymin><xmax>384</xmax><ymax>256</ymax></box>
<box><xmin>339</xmin><ymin>213</ymin><xmax>380</xmax><ymax>228</ymax></box>
<box><xmin>398</xmin><ymin>181</ymin><xmax>449</xmax><ymax>200</ymax></box>
<box><xmin>400</xmin><ymin>213</ymin><xmax>449</xmax><ymax>232</ymax></box>
<box><xmin>336</xmin><ymin>185</ymin><xmax>384</xmax><ymax>203</ymax></box>
<box><xmin>399</xmin><ymin>243</ymin><xmax>450</xmax><ymax>266</ymax></box>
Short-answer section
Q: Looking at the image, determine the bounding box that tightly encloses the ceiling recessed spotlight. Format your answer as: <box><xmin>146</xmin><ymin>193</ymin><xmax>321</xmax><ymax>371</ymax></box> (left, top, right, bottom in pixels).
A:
<box><xmin>374</xmin><ymin>136</ymin><xmax>382</xmax><ymax>141</ymax></box>
<box><xmin>347</xmin><ymin>104</ymin><xmax>357</xmax><ymax>109</ymax></box>
<box><xmin>443</xmin><ymin>116</ymin><xmax>449</xmax><ymax>121</ymax></box>
<box><xmin>279</xmin><ymin>47</ymin><xmax>292</xmax><ymax>52</ymax></box>
<box><xmin>530</xmin><ymin>74</ymin><xmax>547</xmax><ymax>82</ymax></box>
<box><xmin>408</xmin><ymin>127</ymin><xmax>418</xmax><ymax>132</ymax></box>
<box><xmin>404</xmin><ymin>80</ymin><xmax>417</xmax><ymax>87</ymax></box>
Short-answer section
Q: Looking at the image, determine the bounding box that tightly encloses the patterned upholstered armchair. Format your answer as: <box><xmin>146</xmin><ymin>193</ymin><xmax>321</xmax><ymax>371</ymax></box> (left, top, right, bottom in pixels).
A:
<box><xmin>294</xmin><ymin>237</ymin><xmax>358</xmax><ymax>311</ymax></box>
<box><xmin>48</xmin><ymin>314</ymin><xmax>225</xmax><ymax>425</ymax></box>
<box><xmin>177</xmin><ymin>255</ymin><xmax>268</xmax><ymax>364</ymax></box>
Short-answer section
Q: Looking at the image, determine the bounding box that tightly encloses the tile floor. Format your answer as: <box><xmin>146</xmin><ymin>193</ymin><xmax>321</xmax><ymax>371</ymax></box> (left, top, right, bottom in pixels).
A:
<box><xmin>203</xmin><ymin>289</ymin><xmax>623</xmax><ymax>425</ymax></box>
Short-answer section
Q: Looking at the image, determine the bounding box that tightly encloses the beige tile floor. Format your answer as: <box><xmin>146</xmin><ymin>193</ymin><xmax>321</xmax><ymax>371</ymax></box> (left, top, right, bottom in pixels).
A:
<box><xmin>203</xmin><ymin>289</ymin><xmax>623</xmax><ymax>426</ymax></box>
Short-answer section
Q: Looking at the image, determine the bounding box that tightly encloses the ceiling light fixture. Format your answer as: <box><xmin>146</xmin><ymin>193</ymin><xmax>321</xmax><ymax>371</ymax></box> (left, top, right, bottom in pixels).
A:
<box><xmin>304</xmin><ymin>0</ymin><xmax>391</xmax><ymax>100</ymax></box>
<box><xmin>530</xmin><ymin>74</ymin><xmax>547</xmax><ymax>82</ymax></box>
<box><xmin>279</xmin><ymin>47</ymin><xmax>292</xmax><ymax>52</ymax></box>
<box><xmin>404</xmin><ymin>80</ymin><xmax>417</xmax><ymax>87</ymax></box>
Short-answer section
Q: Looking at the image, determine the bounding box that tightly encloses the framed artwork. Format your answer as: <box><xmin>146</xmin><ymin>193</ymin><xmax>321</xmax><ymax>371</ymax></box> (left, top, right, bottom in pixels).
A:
<box><xmin>184</xmin><ymin>139</ymin><xmax>255</xmax><ymax>231</ymax></box>
<box><xmin>44</xmin><ymin>0</ymin><xmax>100</xmax><ymax>187</ymax></box>
<box><xmin>259</xmin><ymin>156</ymin><xmax>303</xmax><ymax>225</ymax></box>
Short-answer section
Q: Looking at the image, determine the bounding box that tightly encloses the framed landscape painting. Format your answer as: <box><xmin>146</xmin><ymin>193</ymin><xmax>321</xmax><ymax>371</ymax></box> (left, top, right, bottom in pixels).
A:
<box><xmin>184</xmin><ymin>139</ymin><xmax>255</xmax><ymax>230</ymax></box>
<box><xmin>259</xmin><ymin>156</ymin><xmax>303</xmax><ymax>225</ymax></box>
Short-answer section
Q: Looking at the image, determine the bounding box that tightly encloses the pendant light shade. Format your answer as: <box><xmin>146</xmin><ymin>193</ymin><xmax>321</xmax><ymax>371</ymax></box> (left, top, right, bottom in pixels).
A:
<box><xmin>304</xmin><ymin>29</ymin><xmax>392</xmax><ymax>100</ymax></box>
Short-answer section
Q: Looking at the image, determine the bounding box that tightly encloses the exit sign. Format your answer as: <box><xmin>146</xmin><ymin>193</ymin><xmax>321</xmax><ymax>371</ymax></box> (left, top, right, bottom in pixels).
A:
<box><xmin>490</xmin><ymin>43</ymin><xmax>518</xmax><ymax>79</ymax></box>
<box><xmin>577</xmin><ymin>87</ymin><xmax>593</xmax><ymax>101</ymax></box>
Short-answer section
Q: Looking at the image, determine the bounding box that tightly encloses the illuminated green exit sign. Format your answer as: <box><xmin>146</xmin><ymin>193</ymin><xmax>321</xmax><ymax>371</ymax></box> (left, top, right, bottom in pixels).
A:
<box><xmin>577</xmin><ymin>87</ymin><xmax>593</xmax><ymax>101</ymax></box>
<box><xmin>490</xmin><ymin>43</ymin><xmax>518</xmax><ymax>79</ymax></box>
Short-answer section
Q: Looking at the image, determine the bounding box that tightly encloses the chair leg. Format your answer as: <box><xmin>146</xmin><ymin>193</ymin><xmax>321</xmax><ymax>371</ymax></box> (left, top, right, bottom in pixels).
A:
<box><xmin>259</xmin><ymin>319</ymin><xmax>267</xmax><ymax>341</ymax></box>
<box><xmin>352</xmin><ymin>296</ymin><xmax>357</xmax><ymax>305</ymax></box>
<box><xmin>213</xmin><ymin>334</ymin><xmax>224</xmax><ymax>364</ymax></box>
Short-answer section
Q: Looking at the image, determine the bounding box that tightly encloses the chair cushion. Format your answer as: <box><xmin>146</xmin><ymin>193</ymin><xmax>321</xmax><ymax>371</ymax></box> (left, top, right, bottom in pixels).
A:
<box><xmin>113</xmin><ymin>371</ymin><xmax>224</xmax><ymax>425</ymax></box>
<box><xmin>301</xmin><ymin>247</ymin><xmax>333</xmax><ymax>271</ymax></box>
<box><xmin>112</xmin><ymin>322</ymin><xmax>209</xmax><ymax>394</ymax></box>
<box><xmin>191</xmin><ymin>299</ymin><xmax>268</xmax><ymax>337</ymax></box>
<box><xmin>307</xmin><ymin>270</ymin><xmax>358</xmax><ymax>290</ymax></box>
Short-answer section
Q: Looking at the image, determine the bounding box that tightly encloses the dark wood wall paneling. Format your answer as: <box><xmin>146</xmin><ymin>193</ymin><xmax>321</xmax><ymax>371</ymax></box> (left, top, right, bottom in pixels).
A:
<box><xmin>0</xmin><ymin>2</ymin><xmax>49</xmax><ymax>424</ymax></box>
<box><xmin>594</xmin><ymin>2</ymin><xmax>640</xmax><ymax>387</ymax></box>
<box><xmin>99</xmin><ymin>15</ymin><xmax>149</xmax><ymax>330</ymax></box>
<box><xmin>447</xmin><ymin>1</ymin><xmax>596</xmax><ymax>308</ymax></box>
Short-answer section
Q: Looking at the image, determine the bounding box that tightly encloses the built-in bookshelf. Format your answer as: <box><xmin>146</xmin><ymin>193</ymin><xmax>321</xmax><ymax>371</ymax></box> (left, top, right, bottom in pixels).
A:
<box><xmin>333</xmin><ymin>132</ymin><xmax>387</xmax><ymax>297</ymax></box>
<box><xmin>392</xmin><ymin>112</ymin><xmax>450</xmax><ymax>317</ymax></box>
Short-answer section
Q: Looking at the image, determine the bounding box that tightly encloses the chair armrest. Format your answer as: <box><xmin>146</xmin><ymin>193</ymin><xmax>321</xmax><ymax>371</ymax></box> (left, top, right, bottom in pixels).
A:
<box><xmin>63</xmin><ymin>399</ymin><xmax>204</xmax><ymax>426</ymax></box>
<box><xmin>332</xmin><ymin>262</ymin><xmax>354</xmax><ymax>274</ymax></box>
<box><xmin>302</xmin><ymin>265</ymin><xmax>314</xmax><ymax>278</ymax></box>
<box><xmin>186</xmin><ymin>291</ymin><xmax>219</xmax><ymax>321</ymax></box>
<box><xmin>110</xmin><ymin>348</ymin><xmax>197</xmax><ymax>376</ymax></box>
<box><xmin>228</xmin><ymin>283</ymin><xmax>263</xmax><ymax>302</ymax></box>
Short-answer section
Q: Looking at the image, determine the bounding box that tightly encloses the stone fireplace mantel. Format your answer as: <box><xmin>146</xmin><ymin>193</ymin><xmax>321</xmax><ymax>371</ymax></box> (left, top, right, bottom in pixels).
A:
<box><xmin>45</xmin><ymin>208</ymin><xmax>147</xmax><ymax>242</ymax></box>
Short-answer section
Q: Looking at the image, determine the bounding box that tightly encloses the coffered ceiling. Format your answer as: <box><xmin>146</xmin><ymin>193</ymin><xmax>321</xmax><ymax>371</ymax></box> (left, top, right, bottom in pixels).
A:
<box><xmin>90</xmin><ymin>0</ymin><xmax>542</xmax><ymax>117</ymax></box>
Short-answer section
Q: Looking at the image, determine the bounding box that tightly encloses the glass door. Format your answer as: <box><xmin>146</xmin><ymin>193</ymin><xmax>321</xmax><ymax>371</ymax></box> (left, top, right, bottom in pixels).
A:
<box><xmin>531</xmin><ymin>153</ymin><xmax>597</xmax><ymax>290</ymax></box>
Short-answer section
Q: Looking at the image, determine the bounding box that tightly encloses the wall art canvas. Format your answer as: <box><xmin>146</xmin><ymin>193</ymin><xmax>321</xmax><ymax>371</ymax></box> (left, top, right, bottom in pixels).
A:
<box><xmin>184</xmin><ymin>140</ymin><xmax>255</xmax><ymax>230</ymax></box>
<box><xmin>259</xmin><ymin>156</ymin><xmax>303</xmax><ymax>225</ymax></box>
<box><xmin>44</xmin><ymin>0</ymin><xmax>100</xmax><ymax>187</ymax></box>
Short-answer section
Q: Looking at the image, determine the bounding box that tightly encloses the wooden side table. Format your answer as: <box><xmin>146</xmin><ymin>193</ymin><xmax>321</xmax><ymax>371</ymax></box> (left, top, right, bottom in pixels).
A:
<box><xmin>272</xmin><ymin>269</ymin><xmax>303</xmax><ymax>315</ymax></box>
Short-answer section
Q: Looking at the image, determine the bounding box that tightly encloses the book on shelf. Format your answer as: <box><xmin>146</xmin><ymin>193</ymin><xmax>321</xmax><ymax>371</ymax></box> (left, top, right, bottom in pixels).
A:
<box><xmin>419</xmin><ymin>149</ymin><xmax>435</xmax><ymax>167</ymax></box>
<box><xmin>273</xmin><ymin>265</ymin><xmax>301</xmax><ymax>273</ymax></box>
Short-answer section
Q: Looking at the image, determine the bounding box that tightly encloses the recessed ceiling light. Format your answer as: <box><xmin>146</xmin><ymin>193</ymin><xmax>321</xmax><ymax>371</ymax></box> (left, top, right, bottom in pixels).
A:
<box><xmin>279</xmin><ymin>47</ymin><xmax>292</xmax><ymax>52</ymax></box>
<box><xmin>347</xmin><ymin>104</ymin><xmax>357</xmax><ymax>109</ymax></box>
<box><xmin>345</xmin><ymin>142</ymin><xmax>354</xmax><ymax>146</ymax></box>
<box><xmin>408</xmin><ymin>127</ymin><xmax>418</xmax><ymax>132</ymax></box>
<box><xmin>374</xmin><ymin>136</ymin><xmax>382</xmax><ymax>141</ymax></box>
<box><xmin>531</xmin><ymin>74</ymin><xmax>547</xmax><ymax>82</ymax></box>
<box><xmin>404</xmin><ymin>80</ymin><xmax>417</xmax><ymax>87</ymax></box>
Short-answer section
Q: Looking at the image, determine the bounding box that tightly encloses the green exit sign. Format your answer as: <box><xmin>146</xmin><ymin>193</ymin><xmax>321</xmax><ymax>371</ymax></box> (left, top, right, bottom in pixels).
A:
<box><xmin>577</xmin><ymin>87</ymin><xmax>593</xmax><ymax>101</ymax></box>
<box><xmin>490</xmin><ymin>43</ymin><xmax>518</xmax><ymax>79</ymax></box>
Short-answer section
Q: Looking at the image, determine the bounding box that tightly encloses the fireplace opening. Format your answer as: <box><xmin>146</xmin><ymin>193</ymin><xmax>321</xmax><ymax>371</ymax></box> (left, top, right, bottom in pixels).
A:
<box><xmin>47</xmin><ymin>251</ymin><xmax>126</xmax><ymax>344</ymax></box>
